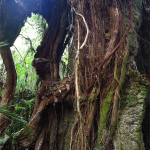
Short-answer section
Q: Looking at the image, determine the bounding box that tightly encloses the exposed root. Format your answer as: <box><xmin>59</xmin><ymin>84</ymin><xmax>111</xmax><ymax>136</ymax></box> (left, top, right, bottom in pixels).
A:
<box><xmin>111</xmin><ymin>43</ymin><xmax>129</xmax><ymax>135</ymax></box>
<box><xmin>35</xmin><ymin>124</ymin><xmax>47</xmax><ymax>150</ymax></box>
<box><xmin>114</xmin><ymin>60</ymin><xmax>122</xmax><ymax>89</ymax></box>
<box><xmin>69</xmin><ymin>115</ymin><xmax>79</xmax><ymax>150</ymax></box>
<box><xmin>86</xmin><ymin>87</ymin><xmax>100</xmax><ymax>145</ymax></box>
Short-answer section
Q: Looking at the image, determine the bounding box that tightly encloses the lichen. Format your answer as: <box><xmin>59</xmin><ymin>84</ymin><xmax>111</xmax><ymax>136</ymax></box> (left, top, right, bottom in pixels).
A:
<box><xmin>113</xmin><ymin>80</ymin><xmax>148</xmax><ymax>150</ymax></box>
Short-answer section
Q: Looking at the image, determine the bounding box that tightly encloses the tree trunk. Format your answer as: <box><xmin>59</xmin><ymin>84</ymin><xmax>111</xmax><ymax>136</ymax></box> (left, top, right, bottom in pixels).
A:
<box><xmin>1</xmin><ymin>0</ymin><xmax>150</xmax><ymax>150</ymax></box>
<box><xmin>0</xmin><ymin>46</ymin><xmax>16</xmax><ymax>136</ymax></box>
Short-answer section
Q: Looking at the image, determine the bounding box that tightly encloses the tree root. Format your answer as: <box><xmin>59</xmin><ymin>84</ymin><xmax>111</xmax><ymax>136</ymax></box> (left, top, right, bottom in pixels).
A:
<box><xmin>111</xmin><ymin>43</ymin><xmax>129</xmax><ymax>135</ymax></box>
<box><xmin>69</xmin><ymin>115</ymin><xmax>79</xmax><ymax>150</ymax></box>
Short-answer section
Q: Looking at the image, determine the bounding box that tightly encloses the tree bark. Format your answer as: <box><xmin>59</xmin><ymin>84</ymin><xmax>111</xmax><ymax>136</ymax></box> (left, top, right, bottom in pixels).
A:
<box><xmin>1</xmin><ymin>0</ymin><xmax>149</xmax><ymax>150</ymax></box>
<box><xmin>0</xmin><ymin>46</ymin><xmax>16</xmax><ymax>136</ymax></box>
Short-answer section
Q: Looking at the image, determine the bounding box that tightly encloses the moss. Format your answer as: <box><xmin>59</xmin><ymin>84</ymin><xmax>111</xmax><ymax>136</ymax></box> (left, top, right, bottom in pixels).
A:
<box><xmin>88</xmin><ymin>91</ymin><xmax>96</xmax><ymax>112</ymax></box>
<box><xmin>118</xmin><ymin>83</ymin><xmax>148</xmax><ymax>149</ymax></box>
<box><xmin>120</xmin><ymin>83</ymin><xmax>148</xmax><ymax>109</ymax></box>
<box><xmin>136</xmin><ymin>86</ymin><xmax>148</xmax><ymax>150</ymax></box>
<box><xmin>120</xmin><ymin>50</ymin><xmax>129</xmax><ymax>86</ymax></box>
<box><xmin>140</xmin><ymin>85</ymin><xmax>148</xmax><ymax>128</ymax></box>
<box><xmin>98</xmin><ymin>89</ymin><xmax>113</xmax><ymax>141</ymax></box>
<box><xmin>88</xmin><ymin>93</ymin><xmax>95</xmax><ymax>101</ymax></box>
<box><xmin>134</xmin><ymin>126</ymin><xmax>145</xmax><ymax>150</ymax></box>
<box><xmin>0</xmin><ymin>89</ymin><xmax>3</xmax><ymax>97</ymax></box>
<box><xmin>141</xmin><ymin>85</ymin><xmax>148</xmax><ymax>99</ymax></box>
<box><xmin>134</xmin><ymin>0</ymin><xmax>141</xmax><ymax>8</ymax></box>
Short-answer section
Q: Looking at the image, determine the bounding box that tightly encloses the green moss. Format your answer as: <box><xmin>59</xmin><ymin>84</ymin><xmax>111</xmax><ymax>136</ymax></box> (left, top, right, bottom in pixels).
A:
<box><xmin>120</xmin><ymin>84</ymin><xmax>148</xmax><ymax>109</ymax></box>
<box><xmin>141</xmin><ymin>85</ymin><xmax>148</xmax><ymax>99</ymax></box>
<box><xmin>135</xmin><ymin>0</ymin><xmax>140</xmax><ymax>8</ymax></box>
<box><xmin>134</xmin><ymin>126</ymin><xmax>145</xmax><ymax>150</ymax></box>
<box><xmin>136</xmin><ymin>86</ymin><xmax>148</xmax><ymax>150</ymax></box>
<box><xmin>0</xmin><ymin>89</ymin><xmax>3</xmax><ymax>97</ymax></box>
<box><xmin>98</xmin><ymin>89</ymin><xmax>113</xmax><ymax>141</ymax></box>
<box><xmin>118</xmin><ymin>84</ymin><xmax>148</xmax><ymax>149</ymax></box>
<box><xmin>120</xmin><ymin>50</ymin><xmax>129</xmax><ymax>87</ymax></box>
<box><xmin>89</xmin><ymin>93</ymin><xmax>95</xmax><ymax>101</ymax></box>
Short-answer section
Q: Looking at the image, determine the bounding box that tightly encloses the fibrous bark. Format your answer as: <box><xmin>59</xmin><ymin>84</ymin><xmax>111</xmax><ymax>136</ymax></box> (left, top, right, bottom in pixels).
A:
<box><xmin>0</xmin><ymin>46</ymin><xmax>16</xmax><ymax>136</ymax></box>
<box><xmin>1</xmin><ymin>0</ymin><xmax>148</xmax><ymax>150</ymax></box>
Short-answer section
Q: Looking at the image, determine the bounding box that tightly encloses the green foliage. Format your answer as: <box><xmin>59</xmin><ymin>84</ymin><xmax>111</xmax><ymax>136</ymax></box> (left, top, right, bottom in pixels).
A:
<box><xmin>0</xmin><ymin>90</ymin><xmax>2</xmax><ymax>97</ymax></box>
<box><xmin>59</xmin><ymin>48</ymin><xmax>69</xmax><ymax>79</ymax></box>
<box><xmin>0</xmin><ymin>41</ymin><xmax>9</xmax><ymax>47</ymax></box>
<box><xmin>0</xmin><ymin>105</ymin><xmax>28</xmax><ymax>139</ymax></box>
<box><xmin>4</xmin><ymin>13</ymin><xmax>46</xmax><ymax>134</ymax></box>
<box><xmin>0</xmin><ymin>106</ymin><xmax>27</xmax><ymax>125</ymax></box>
<box><xmin>13</xmin><ymin>52</ymin><xmax>38</xmax><ymax>95</ymax></box>
<box><xmin>120</xmin><ymin>84</ymin><xmax>148</xmax><ymax>109</ymax></box>
<box><xmin>0</xmin><ymin>135</ymin><xmax>9</xmax><ymax>149</ymax></box>
<box><xmin>10</xmin><ymin>13</ymin><xmax>46</xmax><ymax>96</ymax></box>
<box><xmin>10</xmin><ymin>51</ymin><xmax>37</xmax><ymax>133</ymax></box>
<box><xmin>89</xmin><ymin>93</ymin><xmax>95</xmax><ymax>101</ymax></box>
<box><xmin>98</xmin><ymin>89</ymin><xmax>113</xmax><ymax>141</ymax></box>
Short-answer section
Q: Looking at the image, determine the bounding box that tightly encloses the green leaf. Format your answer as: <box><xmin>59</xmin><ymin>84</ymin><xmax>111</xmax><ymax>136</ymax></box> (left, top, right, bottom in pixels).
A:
<box><xmin>0</xmin><ymin>41</ymin><xmax>9</xmax><ymax>47</ymax></box>
<box><xmin>15</xmin><ymin>105</ymin><xmax>26</xmax><ymax>111</ymax></box>
<box><xmin>0</xmin><ymin>107</ymin><xmax>27</xmax><ymax>125</ymax></box>
<box><xmin>23</xmin><ymin>100</ymin><xmax>31</xmax><ymax>109</ymax></box>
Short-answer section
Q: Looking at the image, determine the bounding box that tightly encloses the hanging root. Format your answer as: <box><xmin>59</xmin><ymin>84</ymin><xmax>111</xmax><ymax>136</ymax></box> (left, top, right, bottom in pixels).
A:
<box><xmin>114</xmin><ymin>61</ymin><xmax>122</xmax><ymax>89</ymax></box>
<box><xmin>97</xmin><ymin>0</ymin><xmax>132</xmax><ymax>145</ymax></box>
<box><xmin>85</xmin><ymin>87</ymin><xmax>100</xmax><ymax>147</ymax></box>
<box><xmin>69</xmin><ymin>115</ymin><xmax>79</xmax><ymax>150</ymax></box>
<box><xmin>73</xmin><ymin>7</ymin><xmax>89</xmax><ymax>122</ymax></box>
<box><xmin>111</xmin><ymin>43</ymin><xmax>129</xmax><ymax>135</ymax></box>
<box><xmin>71</xmin><ymin>0</ymin><xmax>132</xmax><ymax>149</ymax></box>
<box><xmin>73</xmin><ymin>7</ymin><xmax>89</xmax><ymax>50</ymax></box>
<box><xmin>86</xmin><ymin>0</ymin><xmax>132</xmax><ymax>95</ymax></box>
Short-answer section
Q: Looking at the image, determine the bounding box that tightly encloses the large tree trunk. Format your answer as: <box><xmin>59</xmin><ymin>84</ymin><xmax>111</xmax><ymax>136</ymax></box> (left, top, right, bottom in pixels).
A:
<box><xmin>1</xmin><ymin>0</ymin><xmax>150</xmax><ymax>150</ymax></box>
<box><xmin>0</xmin><ymin>46</ymin><xmax>16</xmax><ymax>136</ymax></box>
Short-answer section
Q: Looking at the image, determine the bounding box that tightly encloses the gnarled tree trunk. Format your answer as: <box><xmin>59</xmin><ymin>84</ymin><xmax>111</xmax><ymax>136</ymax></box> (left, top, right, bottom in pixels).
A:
<box><xmin>0</xmin><ymin>46</ymin><xmax>16</xmax><ymax>136</ymax></box>
<box><xmin>1</xmin><ymin>0</ymin><xmax>150</xmax><ymax>150</ymax></box>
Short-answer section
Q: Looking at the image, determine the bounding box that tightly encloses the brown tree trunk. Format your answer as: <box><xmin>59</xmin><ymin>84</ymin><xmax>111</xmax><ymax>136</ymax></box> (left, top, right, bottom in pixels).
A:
<box><xmin>1</xmin><ymin>0</ymin><xmax>148</xmax><ymax>150</ymax></box>
<box><xmin>15</xmin><ymin>0</ymin><xmax>132</xmax><ymax>149</ymax></box>
<box><xmin>0</xmin><ymin>46</ymin><xmax>16</xmax><ymax>136</ymax></box>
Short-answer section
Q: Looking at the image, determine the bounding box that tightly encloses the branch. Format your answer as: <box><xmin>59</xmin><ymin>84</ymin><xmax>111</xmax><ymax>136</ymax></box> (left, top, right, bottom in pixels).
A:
<box><xmin>20</xmin><ymin>34</ymin><xmax>35</xmax><ymax>53</ymax></box>
<box><xmin>26</xmin><ymin>21</ymin><xmax>33</xmax><ymax>26</ymax></box>
<box><xmin>13</xmin><ymin>45</ymin><xmax>26</xmax><ymax>64</ymax></box>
